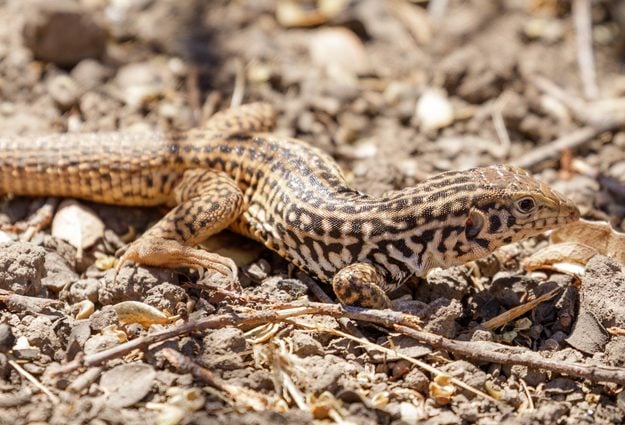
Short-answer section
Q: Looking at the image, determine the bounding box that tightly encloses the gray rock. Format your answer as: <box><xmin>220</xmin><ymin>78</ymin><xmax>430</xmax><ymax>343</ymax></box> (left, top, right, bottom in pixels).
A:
<box><xmin>291</xmin><ymin>330</ymin><xmax>324</xmax><ymax>357</ymax></box>
<box><xmin>0</xmin><ymin>242</ymin><xmax>46</xmax><ymax>296</ymax></box>
<box><xmin>581</xmin><ymin>255</ymin><xmax>625</xmax><ymax>328</ymax></box>
<box><xmin>83</xmin><ymin>333</ymin><xmax>119</xmax><ymax>356</ymax></box>
<box><xmin>23</xmin><ymin>0</ymin><xmax>107</xmax><ymax>67</ymax></box>
<box><xmin>200</xmin><ymin>328</ymin><xmax>249</xmax><ymax>370</ymax></box>
<box><xmin>41</xmin><ymin>250</ymin><xmax>79</xmax><ymax>293</ymax></box>
<box><xmin>98</xmin><ymin>267</ymin><xmax>175</xmax><ymax>305</ymax></box>
<box><xmin>66</xmin><ymin>278</ymin><xmax>100</xmax><ymax>304</ymax></box>
<box><xmin>100</xmin><ymin>363</ymin><xmax>156</xmax><ymax>408</ymax></box>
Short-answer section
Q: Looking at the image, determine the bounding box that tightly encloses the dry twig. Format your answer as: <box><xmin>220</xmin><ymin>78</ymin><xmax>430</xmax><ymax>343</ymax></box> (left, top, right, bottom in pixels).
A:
<box><xmin>51</xmin><ymin>304</ymin><xmax>420</xmax><ymax>375</ymax></box>
<box><xmin>10</xmin><ymin>359</ymin><xmax>59</xmax><ymax>404</ymax></box>
<box><xmin>0</xmin><ymin>291</ymin><xmax>64</xmax><ymax>315</ymax></box>
<box><xmin>394</xmin><ymin>324</ymin><xmax>625</xmax><ymax>385</ymax></box>
<box><xmin>186</xmin><ymin>66</ymin><xmax>202</xmax><ymax>126</ymax></box>
<box><xmin>491</xmin><ymin>100</ymin><xmax>511</xmax><ymax>158</ymax></box>
<box><xmin>230</xmin><ymin>60</ymin><xmax>246</xmax><ymax>108</ymax></box>
<box><xmin>50</xmin><ymin>301</ymin><xmax>625</xmax><ymax>387</ymax></box>
<box><xmin>573</xmin><ymin>0</ymin><xmax>598</xmax><ymax>100</ymax></box>
<box><xmin>511</xmin><ymin>126</ymin><xmax>602</xmax><ymax>169</ymax></box>
<box><xmin>161</xmin><ymin>347</ymin><xmax>224</xmax><ymax>390</ymax></box>
<box><xmin>480</xmin><ymin>287</ymin><xmax>560</xmax><ymax>331</ymax></box>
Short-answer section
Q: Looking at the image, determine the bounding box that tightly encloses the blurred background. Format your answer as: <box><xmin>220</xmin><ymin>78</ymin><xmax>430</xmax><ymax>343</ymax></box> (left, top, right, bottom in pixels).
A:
<box><xmin>1</xmin><ymin>0</ymin><xmax>625</xmax><ymax>227</ymax></box>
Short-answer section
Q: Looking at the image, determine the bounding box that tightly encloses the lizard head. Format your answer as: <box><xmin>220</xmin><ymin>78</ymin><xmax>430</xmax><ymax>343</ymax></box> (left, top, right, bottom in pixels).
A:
<box><xmin>403</xmin><ymin>165</ymin><xmax>580</xmax><ymax>275</ymax></box>
<box><xmin>447</xmin><ymin>165</ymin><xmax>579</xmax><ymax>264</ymax></box>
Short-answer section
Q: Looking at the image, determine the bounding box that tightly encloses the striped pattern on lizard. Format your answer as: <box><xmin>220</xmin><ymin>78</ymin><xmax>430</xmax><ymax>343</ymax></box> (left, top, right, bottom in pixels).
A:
<box><xmin>0</xmin><ymin>103</ymin><xmax>580</xmax><ymax>308</ymax></box>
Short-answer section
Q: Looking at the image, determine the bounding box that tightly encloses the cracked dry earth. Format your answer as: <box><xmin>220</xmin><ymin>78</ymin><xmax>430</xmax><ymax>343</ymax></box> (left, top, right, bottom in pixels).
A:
<box><xmin>1</xmin><ymin>0</ymin><xmax>625</xmax><ymax>424</ymax></box>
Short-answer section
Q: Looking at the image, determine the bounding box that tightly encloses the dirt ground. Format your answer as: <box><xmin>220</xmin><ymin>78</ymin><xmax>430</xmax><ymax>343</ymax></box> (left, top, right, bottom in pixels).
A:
<box><xmin>1</xmin><ymin>0</ymin><xmax>625</xmax><ymax>424</ymax></box>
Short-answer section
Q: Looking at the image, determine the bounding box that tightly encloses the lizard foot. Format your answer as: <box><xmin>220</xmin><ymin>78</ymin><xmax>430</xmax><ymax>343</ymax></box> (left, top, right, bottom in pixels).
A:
<box><xmin>332</xmin><ymin>263</ymin><xmax>392</xmax><ymax>309</ymax></box>
<box><xmin>115</xmin><ymin>236</ymin><xmax>240</xmax><ymax>290</ymax></box>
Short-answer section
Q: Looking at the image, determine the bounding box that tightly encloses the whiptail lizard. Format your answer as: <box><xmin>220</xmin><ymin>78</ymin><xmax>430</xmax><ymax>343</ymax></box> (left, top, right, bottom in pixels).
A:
<box><xmin>0</xmin><ymin>103</ymin><xmax>580</xmax><ymax>308</ymax></box>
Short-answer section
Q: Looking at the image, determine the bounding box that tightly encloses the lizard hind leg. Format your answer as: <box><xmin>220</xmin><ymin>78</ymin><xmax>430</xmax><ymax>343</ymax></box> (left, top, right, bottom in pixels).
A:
<box><xmin>332</xmin><ymin>263</ymin><xmax>393</xmax><ymax>309</ymax></box>
<box><xmin>116</xmin><ymin>169</ymin><xmax>244</xmax><ymax>286</ymax></box>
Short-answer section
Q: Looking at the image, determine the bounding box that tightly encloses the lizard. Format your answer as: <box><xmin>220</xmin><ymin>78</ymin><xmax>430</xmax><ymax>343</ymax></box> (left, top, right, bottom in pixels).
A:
<box><xmin>0</xmin><ymin>103</ymin><xmax>580</xmax><ymax>308</ymax></box>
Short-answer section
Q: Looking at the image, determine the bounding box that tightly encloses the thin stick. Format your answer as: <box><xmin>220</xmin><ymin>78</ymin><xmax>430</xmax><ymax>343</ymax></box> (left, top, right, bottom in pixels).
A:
<box><xmin>393</xmin><ymin>324</ymin><xmax>625</xmax><ymax>385</ymax></box>
<box><xmin>491</xmin><ymin>104</ymin><xmax>511</xmax><ymax>158</ymax></box>
<box><xmin>201</xmin><ymin>91</ymin><xmax>222</xmax><ymax>124</ymax></box>
<box><xmin>297</xmin><ymin>271</ymin><xmax>333</xmax><ymax>303</ymax></box>
<box><xmin>161</xmin><ymin>347</ymin><xmax>224</xmax><ymax>390</ymax></box>
<box><xmin>9</xmin><ymin>359</ymin><xmax>59</xmax><ymax>404</ymax></box>
<box><xmin>511</xmin><ymin>126</ymin><xmax>602</xmax><ymax>169</ymax></box>
<box><xmin>230</xmin><ymin>60</ymin><xmax>245</xmax><ymax>108</ymax></box>
<box><xmin>186</xmin><ymin>66</ymin><xmax>202</xmax><ymax>127</ymax></box>
<box><xmin>481</xmin><ymin>287</ymin><xmax>560</xmax><ymax>331</ymax></box>
<box><xmin>573</xmin><ymin>0</ymin><xmax>598</xmax><ymax>100</ymax></box>
<box><xmin>51</xmin><ymin>306</ymin><xmax>322</xmax><ymax>375</ymax></box>
<box><xmin>520</xmin><ymin>378</ymin><xmax>534</xmax><ymax>410</ymax></box>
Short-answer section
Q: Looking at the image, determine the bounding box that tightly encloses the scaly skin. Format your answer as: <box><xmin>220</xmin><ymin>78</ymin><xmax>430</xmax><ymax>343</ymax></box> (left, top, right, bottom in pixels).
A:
<box><xmin>0</xmin><ymin>103</ymin><xmax>580</xmax><ymax>308</ymax></box>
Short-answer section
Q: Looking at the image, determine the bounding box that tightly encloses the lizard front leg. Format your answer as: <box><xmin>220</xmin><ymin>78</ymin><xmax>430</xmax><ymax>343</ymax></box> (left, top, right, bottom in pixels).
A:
<box><xmin>332</xmin><ymin>263</ymin><xmax>393</xmax><ymax>309</ymax></box>
<box><xmin>116</xmin><ymin>169</ymin><xmax>244</xmax><ymax>285</ymax></box>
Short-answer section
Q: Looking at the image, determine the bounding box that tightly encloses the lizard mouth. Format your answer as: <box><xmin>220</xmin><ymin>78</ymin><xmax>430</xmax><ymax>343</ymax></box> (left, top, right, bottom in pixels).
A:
<box><xmin>513</xmin><ymin>208</ymin><xmax>580</xmax><ymax>234</ymax></box>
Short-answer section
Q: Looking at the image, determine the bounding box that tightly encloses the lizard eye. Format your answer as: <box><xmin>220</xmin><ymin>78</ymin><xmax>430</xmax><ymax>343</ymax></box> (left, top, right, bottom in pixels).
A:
<box><xmin>516</xmin><ymin>197</ymin><xmax>536</xmax><ymax>214</ymax></box>
<box><xmin>465</xmin><ymin>210</ymin><xmax>484</xmax><ymax>239</ymax></box>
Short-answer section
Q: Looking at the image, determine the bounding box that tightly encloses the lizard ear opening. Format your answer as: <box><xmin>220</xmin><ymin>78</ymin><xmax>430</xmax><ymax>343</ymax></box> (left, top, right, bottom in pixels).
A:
<box><xmin>465</xmin><ymin>209</ymin><xmax>484</xmax><ymax>239</ymax></box>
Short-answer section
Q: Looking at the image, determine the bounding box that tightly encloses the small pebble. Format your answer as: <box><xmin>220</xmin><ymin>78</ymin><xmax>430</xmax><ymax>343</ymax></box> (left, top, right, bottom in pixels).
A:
<box><xmin>416</xmin><ymin>89</ymin><xmax>454</xmax><ymax>132</ymax></box>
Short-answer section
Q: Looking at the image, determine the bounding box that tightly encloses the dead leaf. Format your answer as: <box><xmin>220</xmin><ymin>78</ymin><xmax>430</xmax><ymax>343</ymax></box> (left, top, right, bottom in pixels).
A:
<box><xmin>147</xmin><ymin>387</ymin><xmax>205</xmax><ymax>425</ymax></box>
<box><xmin>524</xmin><ymin>242</ymin><xmax>597</xmax><ymax>274</ymax></box>
<box><xmin>484</xmin><ymin>381</ymin><xmax>503</xmax><ymax>400</ymax></box>
<box><xmin>221</xmin><ymin>383</ymin><xmax>287</xmax><ymax>412</ymax></box>
<box><xmin>276</xmin><ymin>0</ymin><xmax>347</xmax><ymax>27</ymax></box>
<box><xmin>429</xmin><ymin>374</ymin><xmax>455</xmax><ymax>405</ymax></box>
<box><xmin>51</xmin><ymin>200</ymin><xmax>104</xmax><ymax>252</ymax></box>
<box><xmin>112</xmin><ymin>301</ymin><xmax>173</xmax><ymax>327</ymax></box>
<box><xmin>388</xmin><ymin>0</ymin><xmax>432</xmax><ymax>45</ymax></box>
<box><xmin>607</xmin><ymin>327</ymin><xmax>625</xmax><ymax>336</ymax></box>
<box><xmin>551</xmin><ymin>219</ymin><xmax>625</xmax><ymax>264</ymax></box>
<box><xmin>481</xmin><ymin>288</ymin><xmax>560</xmax><ymax>331</ymax></box>
<box><xmin>74</xmin><ymin>300</ymin><xmax>95</xmax><ymax>320</ymax></box>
